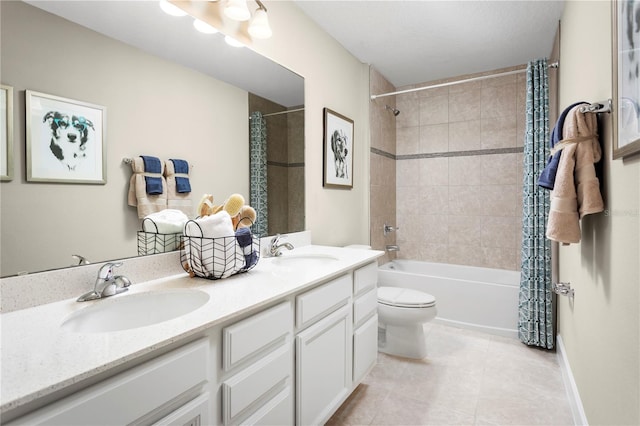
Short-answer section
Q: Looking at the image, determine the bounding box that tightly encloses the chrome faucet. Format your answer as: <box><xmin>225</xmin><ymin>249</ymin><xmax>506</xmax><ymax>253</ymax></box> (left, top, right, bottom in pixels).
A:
<box><xmin>268</xmin><ymin>234</ymin><xmax>294</xmax><ymax>257</ymax></box>
<box><xmin>77</xmin><ymin>262</ymin><xmax>131</xmax><ymax>302</ymax></box>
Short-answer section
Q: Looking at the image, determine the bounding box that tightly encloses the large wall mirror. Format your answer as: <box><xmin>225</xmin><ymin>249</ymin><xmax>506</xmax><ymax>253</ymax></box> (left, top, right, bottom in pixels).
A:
<box><xmin>0</xmin><ymin>1</ymin><xmax>304</xmax><ymax>277</ymax></box>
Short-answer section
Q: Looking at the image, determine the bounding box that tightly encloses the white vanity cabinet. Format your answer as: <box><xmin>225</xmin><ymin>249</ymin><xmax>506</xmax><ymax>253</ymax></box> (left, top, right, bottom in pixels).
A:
<box><xmin>220</xmin><ymin>301</ymin><xmax>294</xmax><ymax>426</ymax></box>
<box><xmin>295</xmin><ymin>274</ymin><xmax>353</xmax><ymax>426</ymax></box>
<box><xmin>352</xmin><ymin>262</ymin><xmax>379</xmax><ymax>384</ymax></box>
<box><xmin>6</xmin><ymin>339</ymin><xmax>211</xmax><ymax>426</ymax></box>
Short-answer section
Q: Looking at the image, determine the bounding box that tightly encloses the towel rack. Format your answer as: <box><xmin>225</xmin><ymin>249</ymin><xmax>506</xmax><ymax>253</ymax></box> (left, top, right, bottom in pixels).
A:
<box><xmin>553</xmin><ymin>282</ymin><xmax>574</xmax><ymax>298</ymax></box>
<box><xmin>579</xmin><ymin>99</ymin><xmax>612</xmax><ymax>114</ymax></box>
<box><xmin>122</xmin><ymin>158</ymin><xmax>194</xmax><ymax>168</ymax></box>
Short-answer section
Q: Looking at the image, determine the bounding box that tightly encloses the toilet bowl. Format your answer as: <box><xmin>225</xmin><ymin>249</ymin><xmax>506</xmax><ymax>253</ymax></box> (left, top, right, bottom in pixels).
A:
<box><xmin>377</xmin><ymin>286</ymin><xmax>437</xmax><ymax>359</ymax></box>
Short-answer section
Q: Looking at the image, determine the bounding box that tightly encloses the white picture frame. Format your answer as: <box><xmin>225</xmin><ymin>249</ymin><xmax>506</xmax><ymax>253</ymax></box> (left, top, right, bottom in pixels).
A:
<box><xmin>1</xmin><ymin>84</ymin><xmax>14</xmax><ymax>181</ymax></box>
<box><xmin>26</xmin><ymin>90</ymin><xmax>106</xmax><ymax>184</ymax></box>
<box><xmin>612</xmin><ymin>0</ymin><xmax>640</xmax><ymax>159</ymax></box>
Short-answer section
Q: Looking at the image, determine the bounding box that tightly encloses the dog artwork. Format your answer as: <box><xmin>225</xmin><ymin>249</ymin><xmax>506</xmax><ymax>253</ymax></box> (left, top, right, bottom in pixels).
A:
<box><xmin>43</xmin><ymin>111</ymin><xmax>94</xmax><ymax>171</ymax></box>
<box><xmin>331</xmin><ymin>129</ymin><xmax>349</xmax><ymax>179</ymax></box>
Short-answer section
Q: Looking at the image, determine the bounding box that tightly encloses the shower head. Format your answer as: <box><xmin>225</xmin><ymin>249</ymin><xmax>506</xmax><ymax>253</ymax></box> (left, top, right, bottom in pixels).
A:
<box><xmin>385</xmin><ymin>105</ymin><xmax>400</xmax><ymax>116</ymax></box>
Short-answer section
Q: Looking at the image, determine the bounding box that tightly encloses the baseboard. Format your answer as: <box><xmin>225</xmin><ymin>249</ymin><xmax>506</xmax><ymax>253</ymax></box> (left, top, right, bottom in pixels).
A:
<box><xmin>557</xmin><ymin>334</ymin><xmax>589</xmax><ymax>425</ymax></box>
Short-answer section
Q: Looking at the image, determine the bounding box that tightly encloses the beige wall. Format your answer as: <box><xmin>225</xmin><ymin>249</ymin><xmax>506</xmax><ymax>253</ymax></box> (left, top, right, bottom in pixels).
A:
<box><xmin>249</xmin><ymin>2</ymin><xmax>371</xmax><ymax>247</ymax></box>
<box><xmin>393</xmin><ymin>69</ymin><xmax>526</xmax><ymax>271</ymax></box>
<box><xmin>0</xmin><ymin>2</ymin><xmax>249</xmax><ymax>276</ymax></box>
<box><xmin>558</xmin><ymin>1</ymin><xmax>640</xmax><ymax>424</ymax></box>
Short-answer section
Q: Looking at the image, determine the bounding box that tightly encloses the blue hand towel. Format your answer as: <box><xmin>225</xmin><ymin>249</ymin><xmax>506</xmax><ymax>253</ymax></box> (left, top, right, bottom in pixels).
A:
<box><xmin>140</xmin><ymin>155</ymin><xmax>163</xmax><ymax>195</ymax></box>
<box><xmin>170</xmin><ymin>159</ymin><xmax>191</xmax><ymax>193</ymax></box>
<box><xmin>538</xmin><ymin>102</ymin><xmax>585</xmax><ymax>190</ymax></box>
<box><xmin>235</xmin><ymin>227</ymin><xmax>258</xmax><ymax>269</ymax></box>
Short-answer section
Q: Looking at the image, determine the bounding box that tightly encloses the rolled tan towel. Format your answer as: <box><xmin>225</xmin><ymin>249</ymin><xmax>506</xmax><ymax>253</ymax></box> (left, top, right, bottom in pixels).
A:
<box><xmin>127</xmin><ymin>157</ymin><xmax>168</xmax><ymax>219</ymax></box>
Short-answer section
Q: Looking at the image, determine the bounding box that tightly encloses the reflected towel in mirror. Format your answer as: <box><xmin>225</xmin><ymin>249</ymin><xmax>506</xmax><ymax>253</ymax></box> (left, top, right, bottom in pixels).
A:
<box><xmin>127</xmin><ymin>157</ymin><xmax>168</xmax><ymax>219</ymax></box>
<box><xmin>165</xmin><ymin>159</ymin><xmax>193</xmax><ymax>217</ymax></box>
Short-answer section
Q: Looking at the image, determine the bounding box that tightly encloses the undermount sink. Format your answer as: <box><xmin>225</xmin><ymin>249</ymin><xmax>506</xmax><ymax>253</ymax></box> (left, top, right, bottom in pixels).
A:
<box><xmin>271</xmin><ymin>252</ymin><xmax>340</xmax><ymax>266</ymax></box>
<box><xmin>61</xmin><ymin>289</ymin><xmax>210</xmax><ymax>333</ymax></box>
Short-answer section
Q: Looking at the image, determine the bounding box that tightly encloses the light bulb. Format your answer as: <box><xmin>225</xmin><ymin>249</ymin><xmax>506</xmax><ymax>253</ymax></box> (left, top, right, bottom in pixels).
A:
<box><xmin>193</xmin><ymin>19</ymin><xmax>218</xmax><ymax>34</ymax></box>
<box><xmin>159</xmin><ymin>0</ymin><xmax>187</xmax><ymax>17</ymax></box>
<box><xmin>248</xmin><ymin>8</ymin><xmax>272</xmax><ymax>39</ymax></box>
<box><xmin>224</xmin><ymin>0</ymin><xmax>251</xmax><ymax>21</ymax></box>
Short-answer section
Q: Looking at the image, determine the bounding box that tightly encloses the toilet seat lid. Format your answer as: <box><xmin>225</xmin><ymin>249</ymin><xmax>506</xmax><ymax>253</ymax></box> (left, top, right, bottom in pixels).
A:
<box><xmin>378</xmin><ymin>286</ymin><xmax>436</xmax><ymax>308</ymax></box>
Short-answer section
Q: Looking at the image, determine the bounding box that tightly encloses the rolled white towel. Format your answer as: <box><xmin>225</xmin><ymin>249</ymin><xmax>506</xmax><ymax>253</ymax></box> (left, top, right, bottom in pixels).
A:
<box><xmin>143</xmin><ymin>209</ymin><xmax>189</xmax><ymax>234</ymax></box>
<box><xmin>184</xmin><ymin>211</ymin><xmax>234</xmax><ymax>238</ymax></box>
<box><xmin>183</xmin><ymin>211</ymin><xmax>243</xmax><ymax>278</ymax></box>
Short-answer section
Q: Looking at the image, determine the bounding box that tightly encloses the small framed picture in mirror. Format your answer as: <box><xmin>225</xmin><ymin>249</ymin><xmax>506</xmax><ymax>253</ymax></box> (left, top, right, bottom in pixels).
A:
<box><xmin>26</xmin><ymin>90</ymin><xmax>107</xmax><ymax>184</ymax></box>
<box><xmin>1</xmin><ymin>84</ymin><xmax>13</xmax><ymax>181</ymax></box>
<box><xmin>323</xmin><ymin>107</ymin><xmax>354</xmax><ymax>189</ymax></box>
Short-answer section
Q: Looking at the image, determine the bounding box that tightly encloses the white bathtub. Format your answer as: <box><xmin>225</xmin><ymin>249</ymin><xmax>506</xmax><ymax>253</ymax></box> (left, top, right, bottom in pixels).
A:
<box><xmin>378</xmin><ymin>260</ymin><xmax>520</xmax><ymax>338</ymax></box>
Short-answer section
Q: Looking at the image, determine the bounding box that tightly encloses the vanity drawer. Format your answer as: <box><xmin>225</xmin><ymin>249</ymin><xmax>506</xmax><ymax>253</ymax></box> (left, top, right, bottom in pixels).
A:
<box><xmin>353</xmin><ymin>262</ymin><xmax>378</xmax><ymax>296</ymax></box>
<box><xmin>222</xmin><ymin>343</ymin><xmax>293</xmax><ymax>425</ymax></box>
<box><xmin>223</xmin><ymin>301</ymin><xmax>292</xmax><ymax>371</ymax></box>
<box><xmin>296</xmin><ymin>274</ymin><xmax>352</xmax><ymax>329</ymax></box>
<box><xmin>7</xmin><ymin>339</ymin><xmax>209</xmax><ymax>426</ymax></box>
<box><xmin>353</xmin><ymin>287</ymin><xmax>378</xmax><ymax>328</ymax></box>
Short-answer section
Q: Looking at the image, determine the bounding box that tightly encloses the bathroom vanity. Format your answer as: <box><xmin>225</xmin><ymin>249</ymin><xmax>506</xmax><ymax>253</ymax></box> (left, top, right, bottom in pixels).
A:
<box><xmin>0</xmin><ymin>242</ymin><xmax>383</xmax><ymax>425</ymax></box>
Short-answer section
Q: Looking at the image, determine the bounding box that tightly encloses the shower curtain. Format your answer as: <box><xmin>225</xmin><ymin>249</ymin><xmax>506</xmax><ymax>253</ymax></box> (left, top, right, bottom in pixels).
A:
<box><xmin>518</xmin><ymin>59</ymin><xmax>554</xmax><ymax>349</ymax></box>
<box><xmin>250</xmin><ymin>112</ymin><xmax>268</xmax><ymax>237</ymax></box>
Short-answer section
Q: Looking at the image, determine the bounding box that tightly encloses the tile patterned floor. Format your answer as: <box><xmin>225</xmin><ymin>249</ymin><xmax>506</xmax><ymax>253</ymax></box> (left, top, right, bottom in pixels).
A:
<box><xmin>328</xmin><ymin>324</ymin><xmax>575</xmax><ymax>426</ymax></box>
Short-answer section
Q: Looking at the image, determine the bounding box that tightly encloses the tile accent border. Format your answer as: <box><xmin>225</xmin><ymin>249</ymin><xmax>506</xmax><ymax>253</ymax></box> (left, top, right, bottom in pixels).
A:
<box><xmin>371</xmin><ymin>146</ymin><xmax>523</xmax><ymax>160</ymax></box>
<box><xmin>267</xmin><ymin>161</ymin><xmax>305</xmax><ymax>168</ymax></box>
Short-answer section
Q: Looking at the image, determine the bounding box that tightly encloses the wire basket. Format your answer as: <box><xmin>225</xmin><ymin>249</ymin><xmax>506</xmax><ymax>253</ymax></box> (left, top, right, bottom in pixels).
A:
<box><xmin>137</xmin><ymin>218</ymin><xmax>182</xmax><ymax>256</ymax></box>
<box><xmin>180</xmin><ymin>220</ymin><xmax>260</xmax><ymax>280</ymax></box>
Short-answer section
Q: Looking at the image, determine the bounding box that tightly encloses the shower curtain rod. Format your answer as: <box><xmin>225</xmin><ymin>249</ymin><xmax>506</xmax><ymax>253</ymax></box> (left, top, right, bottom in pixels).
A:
<box><xmin>370</xmin><ymin>62</ymin><xmax>559</xmax><ymax>100</ymax></box>
<box><xmin>250</xmin><ymin>108</ymin><xmax>305</xmax><ymax>119</ymax></box>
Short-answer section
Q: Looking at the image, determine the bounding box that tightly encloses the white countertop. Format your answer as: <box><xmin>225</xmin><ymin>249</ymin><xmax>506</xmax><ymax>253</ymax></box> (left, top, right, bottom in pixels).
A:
<box><xmin>0</xmin><ymin>245</ymin><xmax>383</xmax><ymax>416</ymax></box>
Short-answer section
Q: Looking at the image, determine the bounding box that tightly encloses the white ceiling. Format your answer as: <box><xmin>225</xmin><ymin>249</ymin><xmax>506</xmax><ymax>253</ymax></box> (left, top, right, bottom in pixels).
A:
<box><xmin>294</xmin><ymin>0</ymin><xmax>566</xmax><ymax>88</ymax></box>
<box><xmin>25</xmin><ymin>1</ymin><xmax>565</xmax><ymax>105</ymax></box>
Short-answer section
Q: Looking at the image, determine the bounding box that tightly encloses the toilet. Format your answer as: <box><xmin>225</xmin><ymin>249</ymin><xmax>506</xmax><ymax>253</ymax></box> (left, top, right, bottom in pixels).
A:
<box><xmin>343</xmin><ymin>245</ymin><xmax>437</xmax><ymax>360</ymax></box>
<box><xmin>377</xmin><ymin>286</ymin><xmax>437</xmax><ymax>359</ymax></box>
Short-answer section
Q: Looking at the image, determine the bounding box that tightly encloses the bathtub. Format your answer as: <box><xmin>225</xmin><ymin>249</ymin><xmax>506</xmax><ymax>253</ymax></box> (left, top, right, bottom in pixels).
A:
<box><xmin>378</xmin><ymin>260</ymin><xmax>520</xmax><ymax>338</ymax></box>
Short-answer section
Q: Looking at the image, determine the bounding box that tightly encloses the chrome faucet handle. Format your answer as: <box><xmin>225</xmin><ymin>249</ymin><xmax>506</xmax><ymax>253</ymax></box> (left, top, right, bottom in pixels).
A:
<box><xmin>97</xmin><ymin>262</ymin><xmax>123</xmax><ymax>280</ymax></box>
<box><xmin>383</xmin><ymin>224</ymin><xmax>399</xmax><ymax>236</ymax></box>
<box><xmin>77</xmin><ymin>262</ymin><xmax>127</xmax><ymax>302</ymax></box>
<box><xmin>270</xmin><ymin>234</ymin><xmax>284</xmax><ymax>246</ymax></box>
<box><xmin>268</xmin><ymin>234</ymin><xmax>293</xmax><ymax>257</ymax></box>
<box><xmin>71</xmin><ymin>254</ymin><xmax>90</xmax><ymax>265</ymax></box>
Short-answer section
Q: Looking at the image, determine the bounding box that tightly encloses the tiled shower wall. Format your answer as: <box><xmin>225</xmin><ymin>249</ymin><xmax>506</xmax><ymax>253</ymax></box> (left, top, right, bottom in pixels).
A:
<box><xmin>249</xmin><ymin>94</ymin><xmax>305</xmax><ymax>235</ymax></box>
<box><xmin>394</xmin><ymin>69</ymin><xmax>526</xmax><ymax>271</ymax></box>
<box><xmin>369</xmin><ymin>68</ymin><xmax>397</xmax><ymax>265</ymax></box>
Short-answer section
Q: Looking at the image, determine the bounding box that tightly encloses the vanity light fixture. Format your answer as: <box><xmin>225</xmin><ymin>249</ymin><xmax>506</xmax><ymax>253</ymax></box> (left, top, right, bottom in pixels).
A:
<box><xmin>193</xmin><ymin>19</ymin><xmax>218</xmax><ymax>34</ymax></box>
<box><xmin>224</xmin><ymin>0</ymin><xmax>251</xmax><ymax>21</ymax></box>
<box><xmin>159</xmin><ymin>0</ymin><xmax>187</xmax><ymax>17</ymax></box>
<box><xmin>248</xmin><ymin>1</ymin><xmax>272</xmax><ymax>39</ymax></box>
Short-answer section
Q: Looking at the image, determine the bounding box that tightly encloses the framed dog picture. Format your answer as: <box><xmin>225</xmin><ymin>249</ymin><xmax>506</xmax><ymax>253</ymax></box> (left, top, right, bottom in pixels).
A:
<box><xmin>1</xmin><ymin>84</ymin><xmax>13</xmax><ymax>181</ymax></box>
<box><xmin>612</xmin><ymin>0</ymin><xmax>640</xmax><ymax>159</ymax></box>
<box><xmin>323</xmin><ymin>107</ymin><xmax>354</xmax><ymax>189</ymax></box>
<box><xmin>26</xmin><ymin>90</ymin><xmax>106</xmax><ymax>184</ymax></box>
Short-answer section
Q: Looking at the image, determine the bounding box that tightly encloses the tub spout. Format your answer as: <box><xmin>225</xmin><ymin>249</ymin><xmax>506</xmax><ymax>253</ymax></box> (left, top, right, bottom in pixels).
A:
<box><xmin>385</xmin><ymin>245</ymin><xmax>400</xmax><ymax>252</ymax></box>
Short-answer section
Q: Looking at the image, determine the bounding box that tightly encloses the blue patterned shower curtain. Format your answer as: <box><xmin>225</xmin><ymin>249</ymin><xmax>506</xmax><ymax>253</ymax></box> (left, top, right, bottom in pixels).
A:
<box><xmin>250</xmin><ymin>112</ymin><xmax>268</xmax><ymax>237</ymax></box>
<box><xmin>519</xmin><ymin>59</ymin><xmax>554</xmax><ymax>349</ymax></box>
